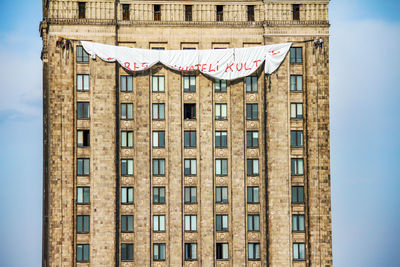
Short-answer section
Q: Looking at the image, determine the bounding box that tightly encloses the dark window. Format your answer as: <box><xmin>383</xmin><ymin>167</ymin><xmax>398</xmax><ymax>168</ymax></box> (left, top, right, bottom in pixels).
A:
<box><xmin>184</xmin><ymin>159</ymin><xmax>197</xmax><ymax>176</ymax></box>
<box><xmin>121</xmin><ymin>103</ymin><xmax>133</xmax><ymax>120</ymax></box>
<box><xmin>215</xmin><ymin>79</ymin><xmax>227</xmax><ymax>92</ymax></box>
<box><xmin>122</xmin><ymin>4</ymin><xmax>130</xmax><ymax>21</ymax></box>
<box><xmin>153</xmin><ymin>243</ymin><xmax>166</xmax><ymax>260</ymax></box>
<box><xmin>153</xmin><ymin>187</ymin><xmax>166</xmax><ymax>204</ymax></box>
<box><xmin>290</xmin><ymin>75</ymin><xmax>303</xmax><ymax>91</ymax></box>
<box><xmin>292</xmin><ymin>186</ymin><xmax>304</xmax><ymax>204</ymax></box>
<box><xmin>184</xmin><ymin>186</ymin><xmax>197</xmax><ymax>203</ymax></box>
<box><xmin>248</xmin><ymin>214</ymin><xmax>260</xmax><ymax>231</ymax></box>
<box><xmin>77</xmin><ymin>74</ymin><xmax>89</xmax><ymax>91</ymax></box>
<box><xmin>184</xmin><ymin>131</ymin><xmax>196</xmax><ymax>148</ymax></box>
<box><xmin>76</xmin><ymin>244</ymin><xmax>89</xmax><ymax>262</ymax></box>
<box><xmin>246</xmin><ymin>131</ymin><xmax>259</xmax><ymax>148</ymax></box>
<box><xmin>216</xmin><ymin>243</ymin><xmax>228</xmax><ymax>260</ymax></box>
<box><xmin>292</xmin><ymin>214</ymin><xmax>305</xmax><ymax>232</ymax></box>
<box><xmin>248</xmin><ymin>243</ymin><xmax>260</xmax><ymax>260</ymax></box>
<box><xmin>216</xmin><ymin>214</ymin><xmax>228</xmax><ymax>231</ymax></box>
<box><xmin>77</xmin><ymin>130</ymin><xmax>90</xmax><ymax>147</ymax></box>
<box><xmin>121</xmin><ymin>187</ymin><xmax>134</xmax><ymax>204</ymax></box>
<box><xmin>77</xmin><ymin>102</ymin><xmax>90</xmax><ymax>119</ymax></box>
<box><xmin>216</xmin><ymin>5</ymin><xmax>223</xmax><ymax>22</ymax></box>
<box><xmin>152</xmin><ymin>131</ymin><xmax>165</xmax><ymax>148</ymax></box>
<box><xmin>183</xmin><ymin>76</ymin><xmax>196</xmax><ymax>92</ymax></box>
<box><xmin>152</xmin><ymin>76</ymin><xmax>165</xmax><ymax>92</ymax></box>
<box><xmin>185</xmin><ymin>243</ymin><xmax>197</xmax><ymax>260</ymax></box>
<box><xmin>215</xmin><ymin>159</ymin><xmax>228</xmax><ymax>176</ymax></box>
<box><xmin>293</xmin><ymin>243</ymin><xmax>305</xmax><ymax>260</ymax></box>
<box><xmin>215</xmin><ymin>104</ymin><xmax>227</xmax><ymax>120</ymax></box>
<box><xmin>78</xmin><ymin>2</ymin><xmax>86</xmax><ymax>19</ymax></box>
<box><xmin>120</xmin><ymin>75</ymin><xmax>133</xmax><ymax>92</ymax></box>
<box><xmin>291</xmin><ymin>158</ymin><xmax>304</xmax><ymax>175</ymax></box>
<box><xmin>76</xmin><ymin>46</ymin><xmax>89</xmax><ymax>63</ymax></box>
<box><xmin>154</xmin><ymin>5</ymin><xmax>161</xmax><ymax>21</ymax></box>
<box><xmin>291</xmin><ymin>130</ymin><xmax>304</xmax><ymax>147</ymax></box>
<box><xmin>216</xmin><ymin>186</ymin><xmax>228</xmax><ymax>203</ymax></box>
<box><xmin>153</xmin><ymin>215</ymin><xmax>166</xmax><ymax>232</ymax></box>
<box><xmin>121</xmin><ymin>131</ymin><xmax>133</xmax><ymax>148</ymax></box>
<box><xmin>290</xmin><ymin>103</ymin><xmax>303</xmax><ymax>119</ymax></box>
<box><xmin>184</xmin><ymin>215</ymin><xmax>197</xmax><ymax>232</ymax></box>
<box><xmin>77</xmin><ymin>158</ymin><xmax>90</xmax><ymax>176</ymax></box>
<box><xmin>290</xmin><ymin>47</ymin><xmax>302</xmax><ymax>63</ymax></box>
<box><xmin>247</xmin><ymin>159</ymin><xmax>259</xmax><ymax>176</ymax></box>
<box><xmin>77</xmin><ymin>187</ymin><xmax>90</xmax><ymax>204</ymax></box>
<box><xmin>152</xmin><ymin>103</ymin><xmax>165</xmax><ymax>120</ymax></box>
<box><xmin>121</xmin><ymin>215</ymin><xmax>134</xmax><ymax>232</ymax></box>
<box><xmin>152</xmin><ymin>47</ymin><xmax>165</xmax><ymax>50</ymax></box>
<box><xmin>246</xmin><ymin>76</ymin><xmax>258</xmax><ymax>92</ymax></box>
<box><xmin>247</xmin><ymin>5</ymin><xmax>255</xmax><ymax>22</ymax></box>
<box><xmin>215</xmin><ymin>131</ymin><xmax>227</xmax><ymax>148</ymax></box>
<box><xmin>293</xmin><ymin>4</ymin><xmax>300</xmax><ymax>21</ymax></box>
<box><xmin>184</xmin><ymin>104</ymin><xmax>196</xmax><ymax>120</ymax></box>
<box><xmin>77</xmin><ymin>215</ymin><xmax>89</xmax><ymax>233</ymax></box>
<box><xmin>121</xmin><ymin>159</ymin><xmax>134</xmax><ymax>176</ymax></box>
<box><xmin>121</xmin><ymin>244</ymin><xmax>133</xmax><ymax>261</ymax></box>
<box><xmin>153</xmin><ymin>159</ymin><xmax>165</xmax><ymax>176</ymax></box>
<box><xmin>185</xmin><ymin>5</ymin><xmax>192</xmax><ymax>22</ymax></box>
<box><xmin>247</xmin><ymin>186</ymin><xmax>259</xmax><ymax>203</ymax></box>
<box><xmin>246</xmin><ymin>104</ymin><xmax>258</xmax><ymax>120</ymax></box>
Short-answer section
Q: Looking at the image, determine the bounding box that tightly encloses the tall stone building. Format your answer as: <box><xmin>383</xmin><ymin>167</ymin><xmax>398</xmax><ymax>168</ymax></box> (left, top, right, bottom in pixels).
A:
<box><xmin>40</xmin><ymin>0</ymin><xmax>331</xmax><ymax>266</ymax></box>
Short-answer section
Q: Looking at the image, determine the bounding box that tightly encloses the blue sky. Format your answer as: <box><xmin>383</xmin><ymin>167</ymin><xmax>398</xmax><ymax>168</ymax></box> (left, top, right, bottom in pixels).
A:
<box><xmin>0</xmin><ymin>0</ymin><xmax>399</xmax><ymax>266</ymax></box>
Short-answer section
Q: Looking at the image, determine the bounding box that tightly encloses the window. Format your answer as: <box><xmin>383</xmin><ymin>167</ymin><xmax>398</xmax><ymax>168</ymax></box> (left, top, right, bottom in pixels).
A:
<box><xmin>290</xmin><ymin>103</ymin><xmax>303</xmax><ymax>119</ymax></box>
<box><xmin>292</xmin><ymin>186</ymin><xmax>304</xmax><ymax>203</ymax></box>
<box><xmin>121</xmin><ymin>244</ymin><xmax>133</xmax><ymax>261</ymax></box>
<box><xmin>185</xmin><ymin>243</ymin><xmax>197</xmax><ymax>260</ymax></box>
<box><xmin>215</xmin><ymin>104</ymin><xmax>227</xmax><ymax>120</ymax></box>
<box><xmin>77</xmin><ymin>102</ymin><xmax>90</xmax><ymax>119</ymax></box>
<box><xmin>152</xmin><ymin>131</ymin><xmax>165</xmax><ymax>148</ymax></box>
<box><xmin>216</xmin><ymin>186</ymin><xmax>228</xmax><ymax>203</ymax></box>
<box><xmin>215</xmin><ymin>79</ymin><xmax>227</xmax><ymax>92</ymax></box>
<box><xmin>122</xmin><ymin>4</ymin><xmax>130</xmax><ymax>21</ymax></box>
<box><xmin>77</xmin><ymin>187</ymin><xmax>90</xmax><ymax>204</ymax></box>
<box><xmin>121</xmin><ymin>103</ymin><xmax>133</xmax><ymax>120</ymax></box>
<box><xmin>77</xmin><ymin>158</ymin><xmax>90</xmax><ymax>176</ymax></box>
<box><xmin>153</xmin><ymin>215</ymin><xmax>166</xmax><ymax>232</ymax></box>
<box><xmin>292</xmin><ymin>214</ymin><xmax>305</xmax><ymax>232</ymax></box>
<box><xmin>290</xmin><ymin>75</ymin><xmax>303</xmax><ymax>92</ymax></box>
<box><xmin>246</xmin><ymin>104</ymin><xmax>258</xmax><ymax>120</ymax></box>
<box><xmin>246</xmin><ymin>131</ymin><xmax>259</xmax><ymax>148</ymax></box>
<box><xmin>247</xmin><ymin>186</ymin><xmax>259</xmax><ymax>203</ymax></box>
<box><xmin>153</xmin><ymin>243</ymin><xmax>166</xmax><ymax>260</ymax></box>
<box><xmin>184</xmin><ymin>104</ymin><xmax>196</xmax><ymax>119</ymax></box>
<box><xmin>248</xmin><ymin>214</ymin><xmax>260</xmax><ymax>231</ymax></box>
<box><xmin>215</xmin><ymin>159</ymin><xmax>228</xmax><ymax>176</ymax></box>
<box><xmin>121</xmin><ymin>187</ymin><xmax>134</xmax><ymax>204</ymax></box>
<box><xmin>248</xmin><ymin>243</ymin><xmax>260</xmax><ymax>260</ymax></box>
<box><xmin>77</xmin><ymin>215</ymin><xmax>89</xmax><ymax>233</ymax></box>
<box><xmin>246</xmin><ymin>76</ymin><xmax>258</xmax><ymax>92</ymax></box>
<box><xmin>77</xmin><ymin>74</ymin><xmax>89</xmax><ymax>91</ymax></box>
<box><xmin>247</xmin><ymin>5</ymin><xmax>255</xmax><ymax>22</ymax></box>
<box><xmin>184</xmin><ymin>159</ymin><xmax>197</xmax><ymax>176</ymax></box>
<box><xmin>76</xmin><ymin>46</ymin><xmax>89</xmax><ymax>63</ymax></box>
<box><xmin>290</xmin><ymin>47</ymin><xmax>302</xmax><ymax>64</ymax></box>
<box><xmin>184</xmin><ymin>187</ymin><xmax>197</xmax><ymax>203</ymax></box>
<box><xmin>216</xmin><ymin>243</ymin><xmax>228</xmax><ymax>260</ymax></box>
<box><xmin>184</xmin><ymin>215</ymin><xmax>197</xmax><ymax>232</ymax></box>
<box><xmin>76</xmin><ymin>244</ymin><xmax>89</xmax><ymax>262</ymax></box>
<box><xmin>247</xmin><ymin>159</ymin><xmax>259</xmax><ymax>176</ymax></box>
<box><xmin>291</xmin><ymin>130</ymin><xmax>304</xmax><ymax>147</ymax></box>
<box><xmin>78</xmin><ymin>2</ymin><xmax>86</xmax><ymax>19</ymax></box>
<box><xmin>153</xmin><ymin>159</ymin><xmax>165</xmax><ymax>176</ymax></box>
<box><xmin>291</xmin><ymin>158</ymin><xmax>304</xmax><ymax>175</ymax></box>
<box><xmin>77</xmin><ymin>130</ymin><xmax>90</xmax><ymax>147</ymax></box>
<box><xmin>184</xmin><ymin>131</ymin><xmax>196</xmax><ymax>148</ymax></box>
<box><xmin>216</xmin><ymin>5</ymin><xmax>223</xmax><ymax>22</ymax></box>
<box><xmin>215</xmin><ymin>131</ymin><xmax>227</xmax><ymax>148</ymax></box>
<box><xmin>293</xmin><ymin>243</ymin><xmax>305</xmax><ymax>260</ymax></box>
<box><xmin>120</xmin><ymin>75</ymin><xmax>133</xmax><ymax>92</ymax></box>
<box><xmin>152</xmin><ymin>47</ymin><xmax>165</xmax><ymax>50</ymax></box>
<box><xmin>185</xmin><ymin>5</ymin><xmax>193</xmax><ymax>21</ymax></box>
<box><xmin>293</xmin><ymin>4</ymin><xmax>300</xmax><ymax>21</ymax></box>
<box><xmin>183</xmin><ymin>76</ymin><xmax>196</xmax><ymax>92</ymax></box>
<box><xmin>153</xmin><ymin>187</ymin><xmax>165</xmax><ymax>204</ymax></box>
<box><xmin>216</xmin><ymin>214</ymin><xmax>228</xmax><ymax>231</ymax></box>
<box><xmin>121</xmin><ymin>159</ymin><xmax>134</xmax><ymax>176</ymax></box>
<box><xmin>152</xmin><ymin>103</ymin><xmax>165</xmax><ymax>120</ymax></box>
<box><xmin>121</xmin><ymin>215</ymin><xmax>134</xmax><ymax>232</ymax></box>
<box><xmin>154</xmin><ymin>5</ymin><xmax>161</xmax><ymax>21</ymax></box>
<box><xmin>121</xmin><ymin>131</ymin><xmax>133</xmax><ymax>148</ymax></box>
<box><xmin>152</xmin><ymin>76</ymin><xmax>165</xmax><ymax>92</ymax></box>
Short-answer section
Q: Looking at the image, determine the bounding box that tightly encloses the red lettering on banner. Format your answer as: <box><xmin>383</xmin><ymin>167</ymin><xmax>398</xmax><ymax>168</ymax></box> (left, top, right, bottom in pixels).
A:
<box><xmin>225</xmin><ymin>63</ymin><xmax>234</xmax><ymax>72</ymax></box>
<box><xmin>208</xmin><ymin>64</ymin><xmax>216</xmax><ymax>72</ymax></box>
<box><xmin>124</xmin><ymin>62</ymin><xmax>131</xmax><ymax>70</ymax></box>
<box><xmin>253</xmin><ymin>60</ymin><xmax>261</xmax><ymax>67</ymax></box>
<box><xmin>194</xmin><ymin>64</ymin><xmax>201</xmax><ymax>70</ymax></box>
<box><xmin>188</xmin><ymin>65</ymin><xmax>194</xmax><ymax>71</ymax></box>
<box><xmin>244</xmin><ymin>63</ymin><xmax>251</xmax><ymax>71</ymax></box>
<box><xmin>271</xmin><ymin>50</ymin><xmax>280</xmax><ymax>56</ymax></box>
<box><xmin>178</xmin><ymin>66</ymin><xmax>183</xmax><ymax>71</ymax></box>
<box><xmin>201</xmin><ymin>64</ymin><xmax>207</xmax><ymax>71</ymax></box>
<box><xmin>133</xmin><ymin>62</ymin><xmax>139</xmax><ymax>70</ymax></box>
<box><xmin>142</xmin><ymin>62</ymin><xmax>149</xmax><ymax>69</ymax></box>
<box><xmin>107</xmin><ymin>57</ymin><xmax>112</xmax><ymax>61</ymax></box>
<box><xmin>236</xmin><ymin>63</ymin><xmax>243</xmax><ymax>71</ymax></box>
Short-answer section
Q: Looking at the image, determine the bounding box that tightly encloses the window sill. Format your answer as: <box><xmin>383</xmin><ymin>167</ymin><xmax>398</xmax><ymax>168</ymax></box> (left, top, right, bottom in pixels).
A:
<box><xmin>121</xmin><ymin>175</ymin><xmax>134</xmax><ymax>177</ymax></box>
<box><xmin>184</xmin><ymin>202</ymin><xmax>198</xmax><ymax>205</ymax></box>
<box><xmin>121</xmin><ymin>259</ymin><xmax>134</xmax><ymax>262</ymax></box>
<box><xmin>248</xmin><ymin>258</ymin><xmax>261</xmax><ymax>261</ymax></box>
<box><xmin>77</xmin><ymin>174</ymin><xmax>90</xmax><ymax>177</ymax></box>
<box><xmin>121</xmin><ymin>231</ymin><xmax>134</xmax><ymax>234</ymax></box>
<box><xmin>121</xmin><ymin>203</ymin><xmax>134</xmax><ymax>205</ymax></box>
<box><xmin>153</xmin><ymin>203</ymin><xmax>166</xmax><ymax>205</ymax></box>
<box><xmin>77</xmin><ymin>203</ymin><xmax>91</xmax><ymax>205</ymax></box>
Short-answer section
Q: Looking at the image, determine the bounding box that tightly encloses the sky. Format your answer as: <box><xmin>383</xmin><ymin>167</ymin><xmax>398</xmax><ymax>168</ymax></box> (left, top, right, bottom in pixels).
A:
<box><xmin>0</xmin><ymin>0</ymin><xmax>399</xmax><ymax>266</ymax></box>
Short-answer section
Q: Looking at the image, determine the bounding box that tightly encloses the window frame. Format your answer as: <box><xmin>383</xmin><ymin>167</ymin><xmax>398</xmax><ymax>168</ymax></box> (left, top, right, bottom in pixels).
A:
<box><xmin>216</xmin><ymin>243</ymin><xmax>229</xmax><ymax>260</ymax></box>
<box><xmin>293</xmin><ymin>243</ymin><xmax>306</xmax><ymax>260</ymax></box>
<box><xmin>154</xmin><ymin>5</ymin><xmax>161</xmax><ymax>21</ymax></box>
<box><xmin>247</xmin><ymin>159</ymin><xmax>259</xmax><ymax>176</ymax></box>
<box><xmin>247</xmin><ymin>5</ymin><xmax>255</xmax><ymax>22</ymax></box>
<box><xmin>184</xmin><ymin>159</ymin><xmax>197</xmax><ymax>176</ymax></box>
<box><xmin>214</xmin><ymin>79</ymin><xmax>227</xmax><ymax>93</ymax></box>
<box><xmin>121</xmin><ymin>243</ymin><xmax>134</xmax><ymax>261</ymax></box>
<box><xmin>292</xmin><ymin>214</ymin><xmax>305</xmax><ymax>232</ymax></box>
<box><xmin>290</xmin><ymin>47</ymin><xmax>303</xmax><ymax>64</ymax></box>
<box><xmin>248</xmin><ymin>243</ymin><xmax>260</xmax><ymax>260</ymax></box>
<box><xmin>291</xmin><ymin>130</ymin><xmax>304</xmax><ymax>148</ymax></box>
<box><xmin>121</xmin><ymin>215</ymin><xmax>134</xmax><ymax>233</ymax></box>
<box><xmin>184</xmin><ymin>214</ymin><xmax>197</xmax><ymax>232</ymax></box>
<box><xmin>215</xmin><ymin>158</ymin><xmax>228</xmax><ymax>176</ymax></box>
<box><xmin>153</xmin><ymin>158</ymin><xmax>166</xmax><ymax>176</ymax></box>
<box><xmin>292</xmin><ymin>186</ymin><xmax>305</xmax><ymax>204</ymax></box>
<box><xmin>246</xmin><ymin>76</ymin><xmax>258</xmax><ymax>93</ymax></box>
<box><xmin>216</xmin><ymin>5</ymin><xmax>224</xmax><ymax>22</ymax></box>
<box><xmin>215</xmin><ymin>131</ymin><xmax>227</xmax><ymax>148</ymax></box>
<box><xmin>215</xmin><ymin>103</ymin><xmax>227</xmax><ymax>120</ymax></box>
<box><xmin>152</xmin><ymin>103</ymin><xmax>165</xmax><ymax>120</ymax></box>
<box><xmin>153</xmin><ymin>215</ymin><xmax>166</xmax><ymax>232</ymax></box>
<box><xmin>184</xmin><ymin>243</ymin><xmax>197</xmax><ymax>261</ymax></box>
<box><xmin>121</xmin><ymin>187</ymin><xmax>134</xmax><ymax>204</ymax></box>
<box><xmin>152</xmin><ymin>75</ymin><xmax>165</xmax><ymax>92</ymax></box>
<box><xmin>184</xmin><ymin>131</ymin><xmax>196</xmax><ymax>148</ymax></box>
<box><xmin>246</xmin><ymin>131</ymin><xmax>259</xmax><ymax>148</ymax></box>
<box><xmin>216</xmin><ymin>186</ymin><xmax>228</xmax><ymax>204</ymax></box>
<box><xmin>216</xmin><ymin>214</ymin><xmax>229</xmax><ymax>232</ymax></box>
<box><xmin>290</xmin><ymin>75</ymin><xmax>303</xmax><ymax>92</ymax></box>
<box><xmin>293</xmin><ymin>4</ymin><xmax>300</xmax><ymax>21</ymax></box>
<box><xmin>184</xmin><ymin>186</ymin><xmax>197</xmax><ymax>204</ymax></box>
<box><xmin>290</xmin><ymin>103</ymin><xmax>303</xmax><ymax>119</ymax></box>
<box><xmin>121</xmin><ymin>103</ymin><xmax>133</xmax><ymax>120</ymax></box>
<box><xmin>77</xmin><ymin>158</ymin><xmax>90</xmax><ymax>176</ymax></box>
<box><xmin>76</xmin><ymin>244</ymin><xmax>89</xmax><ymax>262</ymax></box>
<box><xmin>76</xmin><ymin>215</ymin><xmax>90</xmax><ymax>234</ymax></box>
<box><xmin>77</xmin><ymin>187</ymin><xmax>90</xmax><ymax>204</ymax></box>
<box><xmin>152</xmin><ymin>131</ymin><xmax>165</xmax><ymax>148</ymax></box>
<box><xmin>247</xmin><ymin>214</ymin><xmax>260</xmax><ymax>232</ymax></box>
<box><xmin>77</xmin><ymin>102</ymin><xmax>90</xmax><ymax>119</ymax></box>
<box><xmin>247</xmin><ymin>186</ymin><xmax>260</xmax><ymax>203</ymax></box>
<box><xmin>153</xmin><ymin>243</ymin><xmax>166</xmax><ymax>261</ymax></box>
<box><xmin>183</xmin><ymin>76</ymin><xmax>196</xmax><ymax>92</ymax></box>
<box><xmin>121</xmin><ymin>131</ymin><xmax>134</xmax><ymax>148</ymax></box>
<box><xmin>184</xmin><ymin>103</ymin><xmax>196</xmax><ymax>120</ymax></box>
<box><xmin>291</xmin><ymin>158</ymin><xmax>304</xmax><ymax>176</ymax></box>
<box><xmin>121</xmin><ymin>159</ymin><xmax>134</xmax><ymax>176</ymax></box>
<box><xmin>246</xmin><ymin>103</ymin><xmax>258</xmax><ymax>120</ymax></box>
<box><xmin>77</xmin><ymin>129</ymin><xmax>90</xmax><ymax>147</ymax></box>
<box><xmin>153</xmin><ymin>187</ymin><xmax>166</xmax><ymax>204</ymax></box>
<box><xmin>122</xmin><ymin>4</ymin><xmax>130</xmax><ymax>21</ymax></box>
<box><xmin>78</xmin><ymin>2</ymin><xmax>86</xmax><ymax>19</ymax></box>
<box><xmin>185</xmin><ymin>5</ymin><xmax>193</xmax><ymax>21</ymax></box>
<box><xmin>77</xmin><ymin>74</ymin><xmax>89</xmax><ymax>91</ymax></box>
<box><xmin>76</xmin><ymin>46</ymin><xmax>89</xmax><ymax>63</ymax></box>
<box><xmin>120</xmin><ymin>75</ymin><xmax>133</xmax><ymax>92</ymax></box>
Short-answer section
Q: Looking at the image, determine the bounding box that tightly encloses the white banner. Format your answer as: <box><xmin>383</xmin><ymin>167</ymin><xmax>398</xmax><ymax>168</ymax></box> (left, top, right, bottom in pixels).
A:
<box><xmin>81</xmin><ymin>41</ymin><xmax>291</xmax><ymax>81</ymax></box>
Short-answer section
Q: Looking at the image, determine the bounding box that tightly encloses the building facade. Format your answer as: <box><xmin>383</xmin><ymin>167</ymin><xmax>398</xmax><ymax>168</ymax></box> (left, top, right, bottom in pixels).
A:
<box><xmin>40</xmin><ymin>0</ymin><xmax>332</xmax><ymax>266</ymax></box>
